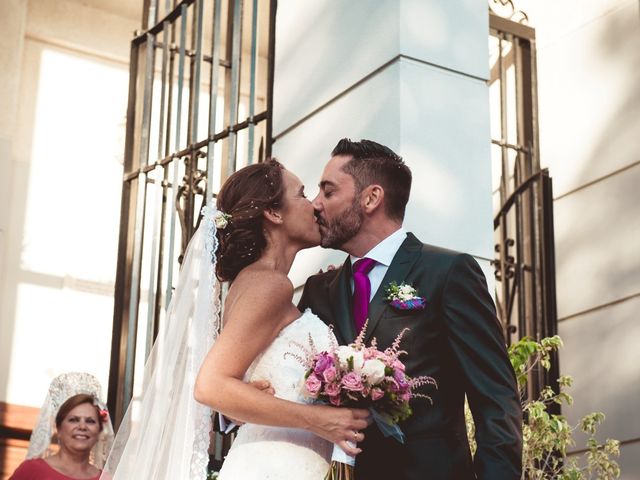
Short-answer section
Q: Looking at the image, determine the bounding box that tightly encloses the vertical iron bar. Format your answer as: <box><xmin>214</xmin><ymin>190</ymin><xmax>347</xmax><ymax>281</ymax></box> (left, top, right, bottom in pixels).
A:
<box><xmin>165</xmin><ymin>4</ymin><xmax>189</xmax><ymax>308</ymax></box>
<box><xmin>143</xmin><ymin>22</ymin><xmax>173</xmax><ymax>359</ymax></box>
<box><xmin>498</xmin><ymin>33</ymin><xmax>511</xmax><ymax>339</ymax></box>
<box><xmin>541</xmin><ymin>172</ymin><xmax>559</xmax><ymax>415</ymax></box>
<box><xmin>265</xmin><ymin>0</ymin><xmax>276</xmax><ymax>158</ymax></box>
<box><xmin>108</xmin><ymin>41</ymin><xmax>140</xmax><ymax>427</ymax></box>
<box><xmin>123</xmin><ymin>31</ymin><xmax>157</xmax><ymax>407</ymax></box>
<box><xmin>184</xmin><ymin>0</ymin><xmax>205</xmax><ymax>239</ymax></box>
<box><xmin>498</xmin><ymin>34</ymin><xmax>509</xmax><ymax>204</ymax></box>
<box><xmin>206</xmin><ymin>0</ymin><xmax>223</xmax><ymax>201</ymax></box>
<box><xmin>153</xmin><ymin>5</ymin><xmax>176</xmax><ymax>340</ymax></box>
<box><xmin>191</xmin><ymin>0</ymin><xmax>204</xmax><ymax>146</ymax></box>
<box><xmin>226</xmin><ymin>0</ymin><xmax>243</xmax><ymax>174</ymax></box>
<box><xmin>142</xmin><ymin>0</ymin><xmax>152</xmax><ymax>30</ymax></box>
<box><xmin>144</xmin><ymin>174</ymin><xmax>162</xmax><ymax>360</ymax></box>
<box><xmin>247</xmin><ymin>0</ymin><xmax>259</xmax><ymax>164</ymax></box>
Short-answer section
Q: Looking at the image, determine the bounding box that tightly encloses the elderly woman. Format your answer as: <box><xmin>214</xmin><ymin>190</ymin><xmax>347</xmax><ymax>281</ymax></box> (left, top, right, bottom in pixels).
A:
<box><xmin>10</xmin><ymin>373</ymin><xmax>113</xmax><ymax>480</ymax></box>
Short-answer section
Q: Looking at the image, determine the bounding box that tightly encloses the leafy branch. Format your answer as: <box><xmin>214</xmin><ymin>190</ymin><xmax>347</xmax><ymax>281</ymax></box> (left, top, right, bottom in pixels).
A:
<box><xmin>466</xmin><ymin>336</ymin><xmax>620</xmax><ymax>480</ymax></box>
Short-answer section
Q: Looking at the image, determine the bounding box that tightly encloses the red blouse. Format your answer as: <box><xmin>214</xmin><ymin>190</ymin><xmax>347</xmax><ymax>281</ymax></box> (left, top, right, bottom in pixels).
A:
<box><xmin>9</xmin><ymin>458</ymin><xmax>102</xmax><ymax>480</ymax></box>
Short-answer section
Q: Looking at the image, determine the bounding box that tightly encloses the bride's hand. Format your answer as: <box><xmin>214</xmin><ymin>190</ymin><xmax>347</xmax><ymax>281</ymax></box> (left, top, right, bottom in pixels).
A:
<box><xmin>307</xmin><ymin>405</ymin><xmax>370</xmax><ymax>456</ymax></box>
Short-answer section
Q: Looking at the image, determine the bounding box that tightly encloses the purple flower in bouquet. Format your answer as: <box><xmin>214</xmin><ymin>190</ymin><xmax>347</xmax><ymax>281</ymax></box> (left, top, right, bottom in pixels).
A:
<box><xmin>314</xmin><ymin>352</ymin><xmax>335</xmax><ymax>375</ymax></box>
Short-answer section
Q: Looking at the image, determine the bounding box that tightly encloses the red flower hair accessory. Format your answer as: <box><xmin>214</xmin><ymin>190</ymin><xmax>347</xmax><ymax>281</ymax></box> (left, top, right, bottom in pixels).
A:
<box><xmin>99</xmin><ymin>408</ymin><xmax>109</xmax><ymax>423</ymax></box>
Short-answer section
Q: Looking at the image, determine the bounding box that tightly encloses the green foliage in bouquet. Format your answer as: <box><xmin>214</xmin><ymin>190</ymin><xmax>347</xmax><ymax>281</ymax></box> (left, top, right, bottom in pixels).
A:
<box><xmin>465</xmin><ymin>335</ymin><xmax>621</xmax><ymax>479</ymax></box>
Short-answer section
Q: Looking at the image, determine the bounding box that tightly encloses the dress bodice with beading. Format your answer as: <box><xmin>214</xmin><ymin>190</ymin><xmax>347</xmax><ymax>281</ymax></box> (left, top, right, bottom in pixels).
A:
<box><xmin>217</xmin><ymin>309</ymin><xmax>333</xmax><ymax>479</ymax></box>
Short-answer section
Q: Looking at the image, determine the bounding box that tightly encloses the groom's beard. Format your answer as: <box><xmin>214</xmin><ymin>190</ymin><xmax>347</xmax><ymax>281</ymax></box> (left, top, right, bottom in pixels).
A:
<box><xmin>318</xmin><ymin>197</ymin><xmax>363</xmax><ymax>249</ymax></box>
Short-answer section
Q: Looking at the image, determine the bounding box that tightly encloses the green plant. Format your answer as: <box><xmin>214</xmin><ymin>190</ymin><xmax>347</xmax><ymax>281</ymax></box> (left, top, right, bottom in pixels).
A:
<box><xmin>465</xmin><ymin>335</ymin><xmax>620</xmax><ymax>479</ymax></box>
<box><xmin>206</xmin><ymin>470</ymin><xmax>219</xmax><ymax>480</ymax></box>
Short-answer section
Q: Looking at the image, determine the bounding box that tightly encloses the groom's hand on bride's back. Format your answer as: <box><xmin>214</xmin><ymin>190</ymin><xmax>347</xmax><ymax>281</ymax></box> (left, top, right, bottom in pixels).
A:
<box><xmin>316</xmin><ymin>264</ymin><xmax>338</xmax><ymax>274</ymax></box>
<box><xmin>307</xmin><ymin>405</ymin><xmax>371</xmax><ymax>457</ymax></box>
<box><xmin>222</xmin><ymin>380</ymin><xmax>276</xmax><ymax>428</ymax></box>
<box><xmin>249</xmin><ymin>379</ymin><xmax>275</xmax><ymax>396</ymax></box>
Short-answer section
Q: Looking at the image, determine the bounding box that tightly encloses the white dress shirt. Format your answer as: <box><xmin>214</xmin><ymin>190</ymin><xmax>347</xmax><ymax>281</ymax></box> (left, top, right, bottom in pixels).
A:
<box><xmin>350</xmin><ymin>228</ymin><xmax>407</xmax><ymax>301</ymax></box>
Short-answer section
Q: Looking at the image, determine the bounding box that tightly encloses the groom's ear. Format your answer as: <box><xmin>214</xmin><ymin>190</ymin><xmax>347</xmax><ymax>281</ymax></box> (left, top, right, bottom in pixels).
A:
<box><xmin>263</xmin><ymin>208</ymin><xmax>284</xmax><ymax>225</ymax></box>
<box><xmin>361</xmin><ymin>184</ymin><xmax>384</xmax><ymax>213</ymax></box>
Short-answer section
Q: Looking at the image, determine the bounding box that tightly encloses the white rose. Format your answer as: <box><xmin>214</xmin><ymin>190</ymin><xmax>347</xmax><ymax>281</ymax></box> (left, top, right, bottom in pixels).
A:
<box><xmin>361</xmin><ymin>359</ymin><xmax>386</xmax><ymax>385</ymax></box>
<box><xmin>335</xmin><ymin>346</ymin><xmax>364</xmax><ymax>372</ymax></box>
<box><xmin>351</xmin><ymin>351</ymin><xmax>365</xmax><ymax>374</ymax></box>
<box><xmin>335</xmin><ymin>345</ymin><xmax>355</xmax><ymax>369</ymax></box>
<box><xmin>399</xmin><ymin>285</ymin><xmax>414</xmax><ymax>300</ymax></box>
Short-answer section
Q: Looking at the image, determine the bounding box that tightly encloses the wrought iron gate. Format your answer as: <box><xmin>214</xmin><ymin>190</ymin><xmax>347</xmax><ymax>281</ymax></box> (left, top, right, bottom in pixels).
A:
<box><xmin>489</xmin><ymin>5</ymin><xmax>559</xmax><ymax>401</ymax></box>
<box><xmin>107</xmin><ymin>0</ymin><xmax>275</xmax><ymax>428</ymax></box>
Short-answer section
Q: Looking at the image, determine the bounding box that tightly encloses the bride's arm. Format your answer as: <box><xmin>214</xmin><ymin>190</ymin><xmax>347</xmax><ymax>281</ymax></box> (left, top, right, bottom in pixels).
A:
<box><xmin>194</xmin><ymin>271</ymin><xmax>368</xmax><ymax>455</ymax></box>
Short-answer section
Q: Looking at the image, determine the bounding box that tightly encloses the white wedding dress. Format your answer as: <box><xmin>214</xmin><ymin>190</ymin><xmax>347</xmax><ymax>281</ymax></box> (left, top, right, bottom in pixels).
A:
<box><xmin>218</xmin><ymin>309</ymin><xmax>333</xmax><ymax>479</ymax></box>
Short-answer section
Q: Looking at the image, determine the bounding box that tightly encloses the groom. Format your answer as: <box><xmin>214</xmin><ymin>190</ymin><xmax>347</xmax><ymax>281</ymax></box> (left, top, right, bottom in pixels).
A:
<box><xmin>298</xmin><ymin>139</ymin><xmax>522</xmax><ymax>479</ymax></box>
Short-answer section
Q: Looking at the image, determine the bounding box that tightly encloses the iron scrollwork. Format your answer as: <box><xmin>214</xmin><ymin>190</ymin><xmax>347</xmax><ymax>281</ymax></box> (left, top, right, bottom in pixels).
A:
<box><xmin>488</xmin><ymin>0</ymin><xmax>529</xmax><ymax>24</ymax></box>
<box><xmin>176</xmin><ymin>152</ymin><xmax>208</xmax><ymax>262</ymax></box>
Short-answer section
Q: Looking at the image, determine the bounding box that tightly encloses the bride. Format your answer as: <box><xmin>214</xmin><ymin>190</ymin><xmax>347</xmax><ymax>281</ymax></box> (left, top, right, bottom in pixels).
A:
<box><xmin>102</xmin><ymin>159</ymin><xmax>368</xmax><ymax>480</ymax></box>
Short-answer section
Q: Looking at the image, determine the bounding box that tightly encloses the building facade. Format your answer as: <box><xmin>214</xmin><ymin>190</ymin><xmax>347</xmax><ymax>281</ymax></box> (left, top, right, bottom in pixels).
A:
<box><xmin>0</xmin><ymin>0</ymin><xmax>638</xmax><ymax>478</ymax></box>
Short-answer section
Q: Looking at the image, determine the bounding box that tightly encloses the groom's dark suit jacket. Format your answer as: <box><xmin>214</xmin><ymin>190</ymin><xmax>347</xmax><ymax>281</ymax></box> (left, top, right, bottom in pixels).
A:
<box><xmin>298</xmin><ymin>233</ymin><xmax>522</xmax><ymax>480</ymax></box>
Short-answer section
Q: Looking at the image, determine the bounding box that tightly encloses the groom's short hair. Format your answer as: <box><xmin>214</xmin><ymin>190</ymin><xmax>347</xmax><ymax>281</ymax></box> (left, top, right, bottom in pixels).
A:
<box><xmin>331</xmin><ymin>138</ymin><xmax>412</xmax><ymax>221</ymax></box>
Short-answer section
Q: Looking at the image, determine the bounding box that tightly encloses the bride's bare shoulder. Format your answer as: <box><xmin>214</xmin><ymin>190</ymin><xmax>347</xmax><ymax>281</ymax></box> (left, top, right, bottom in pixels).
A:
<box><xmin>226</xmin><ymin>267</ymin><xmax>294</xmax><ymax>314</ymax></box>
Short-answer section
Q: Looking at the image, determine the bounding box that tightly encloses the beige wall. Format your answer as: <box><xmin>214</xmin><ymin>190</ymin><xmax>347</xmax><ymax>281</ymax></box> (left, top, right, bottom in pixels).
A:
<box><xmin>0</xmin><ymin>0</ymin><xmax>138</xmax><ymax>408</ymax></box>
<box><xmin>520</xmin><ymin>0</ymin><xmax>640</xmax><ymax>477</ymax></box>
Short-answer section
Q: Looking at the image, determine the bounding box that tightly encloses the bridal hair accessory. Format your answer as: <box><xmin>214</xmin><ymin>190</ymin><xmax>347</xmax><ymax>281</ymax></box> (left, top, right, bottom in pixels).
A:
<box><xmin>214</xmin><ymin>210</ymin><xmax>232</xmax><ymax>230</ymax></box>
<box><xmin>26</xmin><ymin>372</ymin><xmax>114</xmax><ymax>468</ymax></box>
<box><xmin>102</xmin><ymin>203</ymin><xmax>221</xmax><ymax>480</ymax></box>
<box><xmin>384</xmin><ymin>281</ymin><xmax>426</xmax><ymax>310</ymax></box>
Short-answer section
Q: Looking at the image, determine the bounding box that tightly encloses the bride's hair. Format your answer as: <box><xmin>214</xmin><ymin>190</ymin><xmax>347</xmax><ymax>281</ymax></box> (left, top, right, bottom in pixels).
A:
<box><xmin>215</xmin><ymin>159</ymin><xmax>285</xmax><ymax>281</ymax></box>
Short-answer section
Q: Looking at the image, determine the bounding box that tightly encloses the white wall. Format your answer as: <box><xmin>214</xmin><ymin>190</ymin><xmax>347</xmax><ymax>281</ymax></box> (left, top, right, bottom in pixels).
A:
<box><xmin>519</xmin><ymin>0</ymin><xmax>640</xmax><ymax>476</ymax></box>
<box><xmin>0</xmin><ymin>0</ymin><xmax>137</xmax><ymax>407</ymax></box>
<box><xmin>0</xmin><ymin>0</ymin><xmax>29</xmax><ymax>406</ymax></box>
<box><xmin>273</xmin><ymin>0</ymin><xmax>494</xmax><ymax>289</ymax></box>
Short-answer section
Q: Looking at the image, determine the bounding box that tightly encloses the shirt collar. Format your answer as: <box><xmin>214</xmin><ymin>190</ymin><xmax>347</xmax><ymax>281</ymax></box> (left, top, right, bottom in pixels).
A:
<box><xmin>350</xmin><ymin>228</ymin><xmax>407</xmax><ymax>267</ymax></box>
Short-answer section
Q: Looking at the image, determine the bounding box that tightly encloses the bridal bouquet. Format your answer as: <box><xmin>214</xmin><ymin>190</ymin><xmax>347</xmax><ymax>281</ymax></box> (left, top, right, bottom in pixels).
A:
<box><xmin>289</xmin><ymin>323</ymin><xmax>436</xmax><ymax>480</ymax></box>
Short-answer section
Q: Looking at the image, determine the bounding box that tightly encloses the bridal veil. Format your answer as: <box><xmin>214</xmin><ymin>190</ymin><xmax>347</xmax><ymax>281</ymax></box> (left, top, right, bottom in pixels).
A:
<box><xmin>101</xmin><ymin>205</ymin><xmax>221</xmax><ymax>479</ymax></box>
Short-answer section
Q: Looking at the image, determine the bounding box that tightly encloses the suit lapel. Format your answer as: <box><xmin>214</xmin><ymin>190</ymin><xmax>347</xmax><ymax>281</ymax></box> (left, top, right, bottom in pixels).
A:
<box><xmin>364</xmin><ymin>233</ymin><xmax>423</xmax><ymax>343</ymax></box>
<box><xmin>328</xmin><ymin>257</ymin><xmax>356</xmax><ymax>344</ymax></box>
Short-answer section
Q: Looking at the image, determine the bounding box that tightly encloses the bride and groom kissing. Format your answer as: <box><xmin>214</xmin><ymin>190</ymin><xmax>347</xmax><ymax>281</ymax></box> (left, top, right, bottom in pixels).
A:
<box><xmin>106</xmin><ymin>138</ymin><xmax>523</xmax><ymax>479</ymax></box>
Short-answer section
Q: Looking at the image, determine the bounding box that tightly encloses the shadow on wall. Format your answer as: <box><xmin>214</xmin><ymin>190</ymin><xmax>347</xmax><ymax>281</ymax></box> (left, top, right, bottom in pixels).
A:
<box><xmin>554</xmin><ymin>3</ymin><xmax>640</xmax><ymax>320</ymax></box>
<box><xmin>552</xmin><ymin>0</ymin><xmax>640</xmax><ymax>452</ymax></box>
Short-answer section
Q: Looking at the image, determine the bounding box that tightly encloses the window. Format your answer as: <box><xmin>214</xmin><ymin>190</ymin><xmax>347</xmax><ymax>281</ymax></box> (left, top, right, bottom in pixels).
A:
<box><xmin>489</xmin><ymin>4</ymin><xmax>559</xmax><ymax>400</ymax></box>
<box><xmin>108</xmin><ymin>0</ymin><xmax>275</xmax><ymax>427</ymax></box>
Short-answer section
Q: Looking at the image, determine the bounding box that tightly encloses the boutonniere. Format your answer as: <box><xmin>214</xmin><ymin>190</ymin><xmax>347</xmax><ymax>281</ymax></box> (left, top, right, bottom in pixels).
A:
<box><xmin>384</xmin><ymin>281</ymin><xmax>426</xmax><ymax>310</ymax></box>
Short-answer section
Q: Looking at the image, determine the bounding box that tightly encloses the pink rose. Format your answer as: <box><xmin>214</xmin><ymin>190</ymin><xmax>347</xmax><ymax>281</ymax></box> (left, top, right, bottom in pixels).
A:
<box><xmin>324</xmin><ymin>382</ymin><xmax>340</xmax><ymax>397</ymax></box>
<box><xmin>341</xmin><ymin>372</ymin><xmax>364</xmax><ymax>392</ymax></box>
<box><xmin>305</xmin><ymin>374</ymin><xmax>322</xmax><ymax>397</ymax></box>
<box><xmin>329</xmin><ymin>395</ymin><xmax>341</xmax><ymax>406</ymax></box>
<box><xmin>323</xmin><ymin>366</ymin><xmax>337</xmax><ymax>383</ymax></box>
<box><xmin>399</xmin><ymin>391</ymin><xmax>412</xmax><ymax>402</ymax></box>
<box><xmin>371</xmin><ymin>388</ymin><xmax>384</xmax><ymax>401</ymax></box>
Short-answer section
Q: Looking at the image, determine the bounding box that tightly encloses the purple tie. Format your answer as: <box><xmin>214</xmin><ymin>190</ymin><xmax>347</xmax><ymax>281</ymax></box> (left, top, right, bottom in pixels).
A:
<box><xmin>352</xmin><ymin>258</ymin><xmax>376</xmax><ymax>333</ymax></box>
